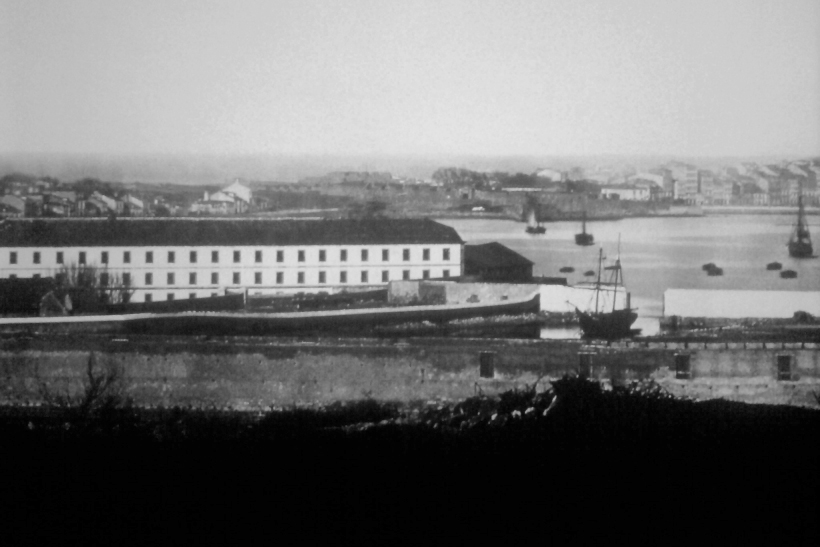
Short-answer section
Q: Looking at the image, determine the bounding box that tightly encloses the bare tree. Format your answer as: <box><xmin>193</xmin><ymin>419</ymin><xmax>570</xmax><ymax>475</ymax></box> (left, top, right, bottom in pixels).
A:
<box><xmin>54</xmin><ymin>262</ymin><xmax>134</xmax><ymax>311</ymax></box>
<box><xmin>36</xmin><ymin>352</ymin><xmax>128</xmax><ymax>420</ymax></box>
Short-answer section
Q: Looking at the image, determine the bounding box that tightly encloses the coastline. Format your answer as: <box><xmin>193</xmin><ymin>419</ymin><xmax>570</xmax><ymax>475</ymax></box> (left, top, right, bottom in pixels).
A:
<box><xmin>703</xmin><ymin>205</ymin><xmax>820</xmax><ymax>215</ymax></box>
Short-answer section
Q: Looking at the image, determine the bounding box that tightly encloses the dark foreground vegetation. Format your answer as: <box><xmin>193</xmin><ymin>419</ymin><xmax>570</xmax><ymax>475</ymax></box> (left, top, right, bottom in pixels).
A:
<box><xmin>2</xmin><ymin>376</ymin><xmax>818</xmax><ymax>543</ymax></box>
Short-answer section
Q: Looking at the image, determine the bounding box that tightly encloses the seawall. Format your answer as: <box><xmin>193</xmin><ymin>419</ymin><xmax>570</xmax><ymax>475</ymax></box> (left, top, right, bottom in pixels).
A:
<box><xmin>2</xmin><ymin>335</ymin><xmax>818</xmax><ymax>408</ymax></box>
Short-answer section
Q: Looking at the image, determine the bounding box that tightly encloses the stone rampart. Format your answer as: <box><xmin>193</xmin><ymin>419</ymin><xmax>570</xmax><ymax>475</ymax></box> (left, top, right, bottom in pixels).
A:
<box><xmin>2</xmin><ymin>337</ymin><xmax>817</xmax><ymax>409</ymax></box>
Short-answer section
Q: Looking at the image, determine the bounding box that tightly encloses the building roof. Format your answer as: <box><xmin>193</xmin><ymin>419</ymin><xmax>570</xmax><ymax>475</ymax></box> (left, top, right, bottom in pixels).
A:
<box><xmin>0</xmin><ymin>218</ymin><xmax>463</xmax><ymax>247</ymax></box>
<box><xmin>464</xmin><ymin>242</ymin><xmax>533</xmax><ymax>269</ymax></box>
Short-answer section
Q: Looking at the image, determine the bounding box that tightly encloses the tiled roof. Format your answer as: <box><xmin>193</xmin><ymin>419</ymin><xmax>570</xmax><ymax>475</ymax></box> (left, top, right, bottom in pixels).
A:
<box><xmin>0</xmin><ymin>218</ymin><xmax>463</xmax><ymax>247</ymax></box>
<box><xmin>464</xmin><ymin>242</ymin><xmax>534</xmax><ymax>268</ymax></box>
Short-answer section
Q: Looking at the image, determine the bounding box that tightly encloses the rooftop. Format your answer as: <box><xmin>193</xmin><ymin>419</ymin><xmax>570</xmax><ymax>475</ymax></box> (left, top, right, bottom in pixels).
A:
<box><xmin>0</xmin><ymin>218</ymin><xmax>463</xmax><ymax>247</ymax></box>
<box><xmin>464</xmin><ymin>242</ymin><xmax>534</xmax><ymax>268</ymax></box>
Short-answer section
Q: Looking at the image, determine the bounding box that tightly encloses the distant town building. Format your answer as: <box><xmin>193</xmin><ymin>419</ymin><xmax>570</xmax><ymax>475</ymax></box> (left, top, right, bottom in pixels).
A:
<box><xmin>0</xmin><ymin>195</ymin><xmax>26</xmax><ymax>216</ymax></box>
<box><xmin>534</xmin><ymin>168</ymin><xmax>566</xmax><ymax>182</ymax></box>
<box><xmin>666</xmin><ymin>161</ymin><xmax>699</xmax><ymax>202</ymax></box>
<box><xmin>190</xmin><ymin>180</ymin><xmax>253</xmax><ymax>214</ymax></box>
<box><xmin>599</xmin><ymin>185</ymin><xmax>650</xmax><ymax>201</ymax></box>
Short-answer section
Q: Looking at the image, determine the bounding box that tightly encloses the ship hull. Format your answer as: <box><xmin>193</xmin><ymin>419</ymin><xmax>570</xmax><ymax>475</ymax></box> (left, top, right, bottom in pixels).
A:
<box><xmin>576</xmin><ymin>308</ymin><xmax>638</xmax><ymax>340</ymax></box>
<box><xmin>0</xmin><ymin>294</ymin><xmax>541</xmax><ymax>336</ymax></box>
<box><xmin>574</xmin><ymin>233</ymin><xmax>594</xmax><ymax>246</ymax></box>
<box><xmin>788</xmin><ymin>240</ymin><xmax>814</xmax><ymax>259</ymax></box>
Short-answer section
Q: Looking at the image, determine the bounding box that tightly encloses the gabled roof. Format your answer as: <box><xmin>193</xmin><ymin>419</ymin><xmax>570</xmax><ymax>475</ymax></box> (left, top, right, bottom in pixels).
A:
<box><xmin>0</xmin><ymin>218</ymin><xmax>463</xmax><ymax>247</ymax></box>
<box><xmin>464</xmin><ymin>242</ymin><xmax>533</xmax><ymax>269</ymax></box>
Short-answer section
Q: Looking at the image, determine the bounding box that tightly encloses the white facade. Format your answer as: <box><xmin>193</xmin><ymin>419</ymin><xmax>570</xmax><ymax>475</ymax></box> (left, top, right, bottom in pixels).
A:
<box><xmin>599</xmin><ymin>186</ymin><xmax>650</xmax><ymax>201</ymax></box>
<box><xmin>2</xmin><ymin>243</ymin><xmax>463</xmax><ymax>302</ymax></box>
<box><xmin>535</xmin><ymin>168</ymin><xmax>564</xmax><ymax>182</ymax></box>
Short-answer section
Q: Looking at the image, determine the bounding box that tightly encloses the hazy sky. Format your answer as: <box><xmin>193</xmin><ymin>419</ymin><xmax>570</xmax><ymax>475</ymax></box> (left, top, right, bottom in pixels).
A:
<box><xmin>2</xmin><ymin>0</ymin><xmax>819</xmax><ymax>158</ymax></box>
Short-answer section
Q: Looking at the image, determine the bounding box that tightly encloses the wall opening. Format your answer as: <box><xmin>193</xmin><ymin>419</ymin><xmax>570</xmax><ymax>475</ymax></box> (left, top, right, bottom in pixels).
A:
<box><xmin>674</xmin><ymin>354</ymin><xmax>691</xmax><ymax>380</ymax></box>
<box><xmin>776</xmin><ymin>355</ymin><xmax>792</xmax><ymax>381</ymax></box>
<box><xmin>479</xmin><ymin>352</ymin><xmax>495</xmax><ymax>379</ymax></box>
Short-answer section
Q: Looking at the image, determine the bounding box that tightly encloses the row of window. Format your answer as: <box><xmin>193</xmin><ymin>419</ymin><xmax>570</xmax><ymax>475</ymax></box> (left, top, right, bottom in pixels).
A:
<box><xmin>142</xmin><ymin>293</ymin><xmax>218</xmax><ymax>303</ymax></box>
<box><xmin>581</xmin><ymin>353</ymin><xmax>799</xmax><ymax>382</ymax></box>
<box><xmin>7</xmin><ymin>248</ymin><xmax>452</xmax><ymax>266</ymax></box>
<box><xmin>48</xmin><ymin>269</ymin><xmax>451</xmax><ymax>287</ymax></box>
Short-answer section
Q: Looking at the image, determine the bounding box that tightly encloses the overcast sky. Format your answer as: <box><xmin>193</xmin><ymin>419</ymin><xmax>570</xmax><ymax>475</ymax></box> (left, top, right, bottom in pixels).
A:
<box><xmin>1</xmin><ymin>0</ymin><xmax>818</xmax><ymax>158</ymax></box>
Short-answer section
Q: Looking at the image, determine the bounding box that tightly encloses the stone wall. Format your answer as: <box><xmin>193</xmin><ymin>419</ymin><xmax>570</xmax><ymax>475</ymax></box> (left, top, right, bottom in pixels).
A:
<box><xmin>2</xmin><ymin>337</ymin><xmax>817</xmax><ymax>409</ymax></box>
<box><xmin>0</xmin><ymin>338</ymin><xmax>581</xmax><ymax>409</ymax></box>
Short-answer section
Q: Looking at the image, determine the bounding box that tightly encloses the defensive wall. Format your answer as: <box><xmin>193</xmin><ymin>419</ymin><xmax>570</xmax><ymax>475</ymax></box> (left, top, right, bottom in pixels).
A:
<box><xmin>585</xmin><ymin>339</ymin><xmax>820</xmax><ymax>406</ymax></box>
<box><xmin>1</xmin><ymin>335</ymin><xmax>817</xmax><ymax>409</ymax></box>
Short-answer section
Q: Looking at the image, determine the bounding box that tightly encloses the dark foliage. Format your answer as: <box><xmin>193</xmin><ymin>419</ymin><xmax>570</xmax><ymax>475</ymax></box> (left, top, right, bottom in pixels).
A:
<box><xmin>2</xmin><ymin>375</ymin><xmax>818</xmax><ymax>544</ymax></box>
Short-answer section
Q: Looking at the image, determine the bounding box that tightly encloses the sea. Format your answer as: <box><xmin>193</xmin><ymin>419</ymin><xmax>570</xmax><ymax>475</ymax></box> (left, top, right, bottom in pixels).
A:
<box><xmin>438</xmin><ymin>214</ymin><xmax>820</xmax><ymax>338</ymax></box>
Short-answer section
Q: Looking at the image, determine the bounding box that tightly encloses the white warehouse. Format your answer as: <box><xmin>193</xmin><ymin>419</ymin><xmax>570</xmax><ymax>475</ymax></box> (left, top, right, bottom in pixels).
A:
<box><xmin>0</xmin><ymin>218</ymin><xmax>464</xmax><ymax>303</ymax></box>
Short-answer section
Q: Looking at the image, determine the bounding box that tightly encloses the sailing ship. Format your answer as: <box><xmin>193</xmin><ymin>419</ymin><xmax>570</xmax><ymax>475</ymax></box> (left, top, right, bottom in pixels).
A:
<box><xmin>525</xmin><ymin>208</ymin><xmax>546</xmax><ymax>234</ymax></box>
<box><xmin>574</xmin><ymin>210</ymin><xmax>594</xmax><ymax>246</ymax></box>
<box><xmin>787</xmin><ymin>181</ymin><xmax>813</xmax><ymax>258</ymax></box>
<box><xmin>574</xmin><ymin>246</ymin><xmax>637</xmax><ymax>339</ymax></box>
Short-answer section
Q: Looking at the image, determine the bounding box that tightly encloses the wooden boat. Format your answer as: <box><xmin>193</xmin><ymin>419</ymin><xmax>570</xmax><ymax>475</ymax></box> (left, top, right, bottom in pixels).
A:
<box><xmin>574</xmin><ymin>245</ymin><xmax>637</xmax><ymax>340</ymax></box>
<box><xmin>780</xmin><ymin>270</ymin><xmax>797</xmax><ymax>279</ymax></box>
<box><xmin>788</xmin><ymin>181</ymin><xmax>813</xmax><ymax>258</ymax></box>
<box><xmin>766</xmin><ymin>262</ymin><xmax>782</xmax><ymax>271</ymax></box>
<box><xmin>702</xmin><ymin>263</ymin><xmax>723</xmax><ymax>276</ymax></box>
<box><xmin>574</xmin><ymin>210</ymin><xmax>594</xmax><ymax>246</ymax></box>
<box><xmin>0</xmin><ymin>293</ymin><xmax>542</xmax><ymax>336</ymax></box>
<box><xmin>525</xmin><ymin>208</ymin><xmax>546</xmax><ymax>234</ymax></box>
<box><xmin>559</xmin><ymin>266</ymin><xmax>575</xmax><ymax>273</ymax></box>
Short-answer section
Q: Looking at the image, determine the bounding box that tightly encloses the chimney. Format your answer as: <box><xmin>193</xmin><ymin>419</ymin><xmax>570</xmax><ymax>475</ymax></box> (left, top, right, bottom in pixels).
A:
<box><xmin>204</xmin><ymin>191</ymin><xmax>209</xmax><ymax>201</ymax></box>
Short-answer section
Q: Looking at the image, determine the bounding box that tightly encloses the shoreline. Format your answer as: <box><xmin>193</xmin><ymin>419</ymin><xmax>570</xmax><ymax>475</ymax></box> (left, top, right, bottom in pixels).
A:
<box><xmin>703</xmin><ymin>205</ymin><xmax>820</xmax><ymax>215</ymax></box>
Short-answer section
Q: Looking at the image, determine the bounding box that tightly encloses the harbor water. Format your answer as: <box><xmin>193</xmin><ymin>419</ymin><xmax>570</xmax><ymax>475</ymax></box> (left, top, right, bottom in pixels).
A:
<box><xmin>439</xmin><ymin>214</ymin><xmax>820</xmax><ymax>338</ymax></box>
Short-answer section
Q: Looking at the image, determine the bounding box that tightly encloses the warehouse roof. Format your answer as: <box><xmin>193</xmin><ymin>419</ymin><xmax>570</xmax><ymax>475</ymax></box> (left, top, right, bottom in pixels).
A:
<box><xmin>0</xmin><ymin>218</ymin><xmax>463</xmax><ymax>247</ymax></box>
<box><xmin>464</xmin><ymin>242</ymin><xmax>534</xmax><ymax>268</ymax></box>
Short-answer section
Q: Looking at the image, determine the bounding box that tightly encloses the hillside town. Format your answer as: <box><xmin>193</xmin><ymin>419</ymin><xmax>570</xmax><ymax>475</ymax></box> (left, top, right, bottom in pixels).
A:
<box><xmin>1</xmin><ymin>158</ymin><xmax>817</xmax><ymax>221</ymax></box>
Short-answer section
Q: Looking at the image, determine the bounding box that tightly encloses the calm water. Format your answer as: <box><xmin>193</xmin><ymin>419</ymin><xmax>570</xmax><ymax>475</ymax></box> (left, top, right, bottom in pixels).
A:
<box><xmin>439</xmin><ymin>215</ymin><xmax>820</xmax><ymax>336</ymax></box>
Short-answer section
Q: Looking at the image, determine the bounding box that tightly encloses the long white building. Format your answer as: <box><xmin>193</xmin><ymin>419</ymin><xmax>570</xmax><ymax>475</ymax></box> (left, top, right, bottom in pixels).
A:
<box><xmin>0</xmin><ymin>218</ymin><xmax>464</xmax><ymax>303</ymax></box>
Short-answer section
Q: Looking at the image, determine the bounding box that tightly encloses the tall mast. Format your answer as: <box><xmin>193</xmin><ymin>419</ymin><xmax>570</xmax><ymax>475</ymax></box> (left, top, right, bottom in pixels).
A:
<box><xmin>594</xmin><ymin>247</ymin><xmax>602</xmax><ymax>314</ymax></box>
<box><xmin>612</xmin><ymin>235</ymin><xmax>622</xmax><ymax>313</ymax></box>
<box><xmin>797</xmin><ymin>181</ymin><xmax>808</xmax><ymax>237</ymax></box>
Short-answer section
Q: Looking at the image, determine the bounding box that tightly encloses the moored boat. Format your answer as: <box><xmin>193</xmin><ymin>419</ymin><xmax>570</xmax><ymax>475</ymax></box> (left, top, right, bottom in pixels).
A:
<box><xmin>525</xmin><ymin>208</ymin><xmax>546</xmax><ymax>234</ymax></box>
<box><xmin>574</xmin><ymin>210</ymin><xmax>594</xmax><ymax>246</ymax></box>
<box><xmin>574</xmin><ymin>245</ymin><xmax>637</xmax><ymax>340</ymax></box>
<box><xmin>787</xmin><ymin>181</ymin><xmax>813</xmax><ymax>258</ymax></box>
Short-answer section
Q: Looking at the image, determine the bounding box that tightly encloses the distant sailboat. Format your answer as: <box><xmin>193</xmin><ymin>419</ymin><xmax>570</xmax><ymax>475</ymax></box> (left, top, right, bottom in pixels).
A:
<box><xmin>525</xmin><ymin>207</ymin><xmax>546</xmax><ymax>234</ymax></box>
<box><xmin>788</xmin><ymin>181</ymin><xmax>813</xmax><ymax>258</ymax></box>
<box><xmin>575</xmin><ymin>243</ymin><xmax>637</xmax><ymax>340</ymax></box>
<box><xmin>574</xmin><ymin>210</ymin><xmax>594</xmax><ymax>246</ymax></box>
